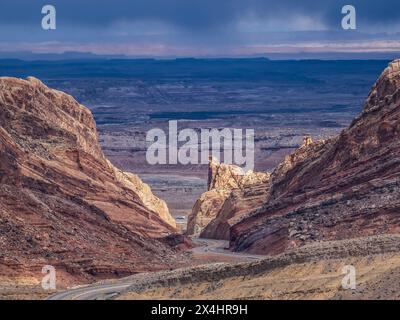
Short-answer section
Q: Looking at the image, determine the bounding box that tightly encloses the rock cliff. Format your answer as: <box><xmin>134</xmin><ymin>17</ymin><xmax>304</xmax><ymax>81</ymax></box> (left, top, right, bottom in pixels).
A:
<box><xmin>230</xmin><ymin>60</ymin><xmax>400</xmax><ymax>254</ymax></box>
<box><xmin>0</xmin><ymin>77</ymin><xmax>181</xmax><ymax>282</ymax></box>
<box><xmin>186</xmin><ymin>157</ymin><xmax>270</xmax><ymax>238</ymax></box>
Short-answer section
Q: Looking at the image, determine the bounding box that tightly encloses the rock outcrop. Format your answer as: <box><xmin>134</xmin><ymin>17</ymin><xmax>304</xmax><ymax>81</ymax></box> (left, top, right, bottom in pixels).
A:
<box><xmin>186</xmin><ymin>157</ymin><xmax>270</xmax><ymax>238</ymax></box>
<box><xmin>0</xmin><ymin>77</ymin><xmax>181</xmax><ymax>282</ymax></box>
<box><xmin>113</xmin><ymin>170</ymin><xmax>176</xmax><ymax>228</ymax></box>
<box><xmin>230</xmin><ymin>60</ymin><xmax>400</xmax><ymax>255</ymax></box>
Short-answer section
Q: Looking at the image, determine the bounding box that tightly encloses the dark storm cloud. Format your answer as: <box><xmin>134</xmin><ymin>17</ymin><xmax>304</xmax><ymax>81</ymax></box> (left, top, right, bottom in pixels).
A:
<box><xmin>1</xmin><ymin>0</ymin><xmax>400</xmax><ymax>57</ymax></box>
<box><xmin>0</xmin><ymin>0</ymin><xmax>399</xmax><ymax>31</ymax></box>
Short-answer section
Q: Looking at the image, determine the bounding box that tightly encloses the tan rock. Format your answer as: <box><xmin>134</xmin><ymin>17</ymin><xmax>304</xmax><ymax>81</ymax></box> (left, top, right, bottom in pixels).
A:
<box><xmin>118</xmin><ymin>170</ymin><xmax>176</xmax><ymax>228</ymax></box>
<box><xmin>187</xmin><ymin>189</ymin><xmax>231</xmax><ymax>236</ymax></box>
<box><xmin>187</xmin><ymin>156</ymin><xmax>270</xmax><ymax>237</ymax></box>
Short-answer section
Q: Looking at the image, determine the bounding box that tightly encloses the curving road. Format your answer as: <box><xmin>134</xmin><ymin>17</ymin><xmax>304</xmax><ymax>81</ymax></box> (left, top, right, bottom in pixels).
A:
<box><xmin>47</xmin><ymin>283</ymin><xmax>131</xmax><ymax>300</ymax></box>
<box><xmin>47</xmin><ymin>238</ymin><xmax>263</xmax><ymax>300</ymax></box>
<box><xmin>190</xmin><ymin>238</ymin><xmax>263</xmax><ymax>261</ymax></box>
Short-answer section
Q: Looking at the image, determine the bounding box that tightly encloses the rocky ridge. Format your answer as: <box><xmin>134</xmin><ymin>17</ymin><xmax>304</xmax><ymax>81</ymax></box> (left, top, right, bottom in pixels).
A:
<box><xmin>229</xmin><ymin>59</ymin><xmax>400</xmax><ymax>254</ymax></box>
<box><xmin>0</xmin><ymin>77</ymin><xmax>182</xmax><ymax>282</ymax></box>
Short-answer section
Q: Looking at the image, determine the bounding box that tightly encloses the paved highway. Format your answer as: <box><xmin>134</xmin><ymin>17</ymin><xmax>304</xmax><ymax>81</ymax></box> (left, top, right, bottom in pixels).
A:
<box><xmin>47</xmin><ymin>238</ymin><xmax>263</xmax><ymax>300</ymax></box>
<box><xmin>190</xmin><ymin>238</ymin><xmax>263</xmax><ymax>261</ymax></box>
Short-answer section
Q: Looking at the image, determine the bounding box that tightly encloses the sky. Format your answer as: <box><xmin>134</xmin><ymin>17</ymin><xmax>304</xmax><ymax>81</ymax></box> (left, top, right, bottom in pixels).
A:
<box><xmin>1</xmin><ymin>0</ymin><xmax>400</xmax><ymax>58</ymax></box>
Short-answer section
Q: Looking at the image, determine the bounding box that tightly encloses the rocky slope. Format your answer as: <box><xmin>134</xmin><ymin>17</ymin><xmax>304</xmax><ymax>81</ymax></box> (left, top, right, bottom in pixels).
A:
<box><xmin>229</xmin><ymin>60</ymin><xmax>400</xmax><ymax>254</ymax></box>
<box><xmin>117</xmin><ymin>234</ymin><xmax>400</xmax><ymax>300</ymax></box>
<box><xmin>0</xmin><ymin>77</ymin><xmax>182</xmax><ymax>282</ymax></box>
<box><xmin>186</xmin><ymin>157</ymin><xmax>270</xmax><ymax>238</ymax></box>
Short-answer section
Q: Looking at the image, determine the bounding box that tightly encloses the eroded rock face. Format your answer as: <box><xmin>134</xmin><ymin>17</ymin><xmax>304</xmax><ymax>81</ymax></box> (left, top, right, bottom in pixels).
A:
<box><xmin>187</xmin><ymin>157</ymin><xmax>270</xmax><ymax>238</ymax></box>
<box><xmin>200</xmin><ymin>184</ymin><xmax>270</xmax><ymax>240</ymax></box>
<box><xmin>0</xmin><ymin>77</ymin><xmax>181</xmax><ymax>282</ymax></box>
<box><xmin>113</xmin><ymin>170</ymin><xmax>176</xmax><ymax>228</ymax></box>
<box><xmin>186</xmin><ymin>189</ymin><xmax>231</xmax><ymax>236</ymax></box>
<box><xmin>230</xmin><ymin>59</ymin><xmax>400</xmax><ymax>255</ymax></box>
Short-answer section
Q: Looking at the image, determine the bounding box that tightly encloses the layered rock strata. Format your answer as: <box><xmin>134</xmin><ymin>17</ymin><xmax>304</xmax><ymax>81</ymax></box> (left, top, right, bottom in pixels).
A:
<box><xmin>0</xmin><ymin>77</ymin><xmax>181</xmax><ymax>281</ymax></box>
<box><xmin>230</xmin><ymin>60</ymin><xmax>400</xmax><ymax>254</ymax></box>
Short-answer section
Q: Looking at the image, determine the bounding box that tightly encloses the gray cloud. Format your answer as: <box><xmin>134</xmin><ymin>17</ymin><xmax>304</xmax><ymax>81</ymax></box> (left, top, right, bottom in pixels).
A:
<box><xmin>0</xmin><ymin>0</ymin><xmax>399</xmax><ymax>56</ymax></box>
<box><xmin>0</xmin><ymin>0</ymin><xmax>399</xmax><ymax>30</ymax></box>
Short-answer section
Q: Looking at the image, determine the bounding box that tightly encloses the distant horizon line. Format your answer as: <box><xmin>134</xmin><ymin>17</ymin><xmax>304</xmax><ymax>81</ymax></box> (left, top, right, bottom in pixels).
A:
<box><xmin>0</xmin><ymin>52</ymin><xmax>397</xmax><ymax>62</ymax></box>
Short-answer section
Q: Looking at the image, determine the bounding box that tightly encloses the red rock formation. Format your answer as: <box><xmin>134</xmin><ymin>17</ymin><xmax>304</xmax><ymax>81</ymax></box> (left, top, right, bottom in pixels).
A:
<box><xmin>200</xmin><ymin>184</ymin><xmax>270</xmax><ymax>240</ymax></box>
<box><xmin>230</xmin><ymin>60</ymin><xmax>400</xmax><ymax>255</ymax></box>
<box><xmin>187</xmin><ymin>156</ymin><xmax>270</xmax><ymax>238</ymax></box>
<box><xmin>0</xmin><ymin>77</ymin><xmax>183</xmax><ymax>282</ymax></box>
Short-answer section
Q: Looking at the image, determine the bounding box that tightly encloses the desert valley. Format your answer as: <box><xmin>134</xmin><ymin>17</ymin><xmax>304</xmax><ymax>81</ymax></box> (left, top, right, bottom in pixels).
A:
<box><xmin>1</xmin><ymin>58</ymin><xmax>400</xmax><ymax>299</ymax></box>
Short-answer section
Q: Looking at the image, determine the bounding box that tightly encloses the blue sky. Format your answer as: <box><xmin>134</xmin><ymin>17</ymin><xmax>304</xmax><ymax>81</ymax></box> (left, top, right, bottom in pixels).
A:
<box><xmin>1</xmin><ymin>0</ymin><xmax>400</xmax><ymax>58</ymax></box>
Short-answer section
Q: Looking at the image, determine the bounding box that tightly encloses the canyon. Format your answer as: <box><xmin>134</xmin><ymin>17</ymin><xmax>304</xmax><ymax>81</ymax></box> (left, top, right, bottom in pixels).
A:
<box><xmin>2</xmin><ymin>59</ymin><xmax>400</xmax><ymax>299</ymax></box>
<box><xmin>193</xmin><ymin>59</ymin><xmax>400</xmax><ymax>257</ymax></box>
